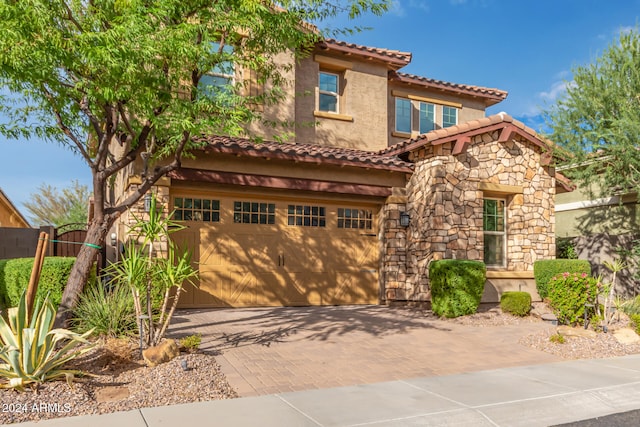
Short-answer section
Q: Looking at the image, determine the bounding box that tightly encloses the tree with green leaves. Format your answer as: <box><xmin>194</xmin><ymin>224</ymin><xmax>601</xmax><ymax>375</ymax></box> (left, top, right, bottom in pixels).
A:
<box><xmin>0</xmin><ymin>0</ymin><xmax>388</xmax><ymax>325</ymax></box>
<box><xmin>24</xmin><ymin>180</ymin><xmax>89</xmax><ymax>228</ymax></box>
<box><xmin>544</xmin><ymin>27</ymin><xmax>640</xmax><ymax>194</ymax></box>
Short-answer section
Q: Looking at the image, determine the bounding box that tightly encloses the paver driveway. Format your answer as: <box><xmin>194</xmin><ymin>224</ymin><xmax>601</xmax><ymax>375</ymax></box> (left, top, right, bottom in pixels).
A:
<box><xmin>169</xmin><ymin>305</ymin><xmax>561</xmax><ymax>397</ymax></box>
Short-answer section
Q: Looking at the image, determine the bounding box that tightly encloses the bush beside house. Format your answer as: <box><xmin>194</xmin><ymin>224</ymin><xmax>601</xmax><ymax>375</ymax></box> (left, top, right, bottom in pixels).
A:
<box><xmin>534</xmin><ymin>259</ymin><xmax>591</xmax><ymax>299</ymax></box>
<box><xmin>500</xmin><ymin>291</ymin><xmax>532</xmax><ymax>316</ymax></box>
<box><xmin>429</xmin><ymin>260</ymin><xmax>486</xmax><ymax>318</ymax></box>
<box><xmin>0</xmin><ymin>257</ymin><xmax>82</xmax><ymax>308</ymax></box>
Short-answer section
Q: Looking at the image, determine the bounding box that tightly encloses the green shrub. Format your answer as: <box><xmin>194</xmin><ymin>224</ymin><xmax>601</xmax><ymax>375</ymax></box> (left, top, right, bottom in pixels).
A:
<box><xmin>429</xmin><ymin>260</ymin><xmax>486</xmax><ymax>318</ymax></box>
<box><xmin>549</xmin><ymin>333</ymin><xmax>566</xmax><ymax>344</ymax></box>
<box><xmin>72</xmin><ymin>283</ymin><xmax>137</xmax><ymax>338</ymax></box>
<box><xmin>0</xmin><ymin>257</ymin><xmax>88</xmax><ymax>309</ymax></box>
<box><xmin>547</xmin><ymin>272</ymin><xmax>600</xmax><ymax>325</ymax></box>
<box><xmin>179</xmin><ymin>334</ymin><xmax>202</xmax><ymax>353</ymax></box>
<box><xmin>500</xmin><ymin>291</ymin><xmax>532</xmax><ymax>316</ymax></box>
<box><xmin>621</xmin><ymin>295</ymin><xmax>640</xmax><ymax>315</ymax></box>
<box><xmin>629</xmin><ymin>314</ymin><xmax>640</xmax><ymax>336</ymax></box>
<box><xmin>534</xmin><ymin>259</ymin><xmax>591</xmax><ymax>300</ymax></box>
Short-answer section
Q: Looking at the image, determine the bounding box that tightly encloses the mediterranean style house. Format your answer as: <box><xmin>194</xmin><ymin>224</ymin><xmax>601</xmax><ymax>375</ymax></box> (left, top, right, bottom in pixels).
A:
<box><xmin>110</xmin><ymin>38</ymin><xmax>569</xmax><ymax>308</ymax></box>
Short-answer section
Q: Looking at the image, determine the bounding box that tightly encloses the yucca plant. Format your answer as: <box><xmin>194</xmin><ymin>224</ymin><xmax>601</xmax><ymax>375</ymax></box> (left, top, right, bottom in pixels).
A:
<box><xmin>73</xmin><ymin>283</ymin><xmax>137</xmax><ymax>338</ymax></box>
<box><xmin>0</xmin><ymin>292</ymin><xmax>94</xmax><ymax>390</ymax></box>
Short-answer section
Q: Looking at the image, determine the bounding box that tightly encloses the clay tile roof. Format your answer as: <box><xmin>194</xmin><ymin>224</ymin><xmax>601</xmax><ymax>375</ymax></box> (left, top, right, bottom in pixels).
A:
<box><xmin>194</xmin><ymin>135</ymin><xmax>413</xmax><ymax>173</ymax></box>
<box><xmin>318</xmin><ymin>39</ymin><xmax>412</xmax><ymax>69</ymax></box>
<box><xmin>390</xmin><ymin>72</ymin><xmax>508</xmax><ymax>105</ymax></box>
<box><xmin>379</xmin><ymin>112</ymin><xmax>550</xmax><ymax>156</ymax></box>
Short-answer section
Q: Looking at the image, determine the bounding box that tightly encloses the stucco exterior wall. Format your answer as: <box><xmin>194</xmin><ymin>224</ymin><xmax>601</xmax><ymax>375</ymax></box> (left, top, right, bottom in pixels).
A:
<box><xmin>294</xmin><ymin>54</ymin><xmax>390</xmax><ymax>151</ymax></box>
<box><xmin>382</xmin><ymin>131</ymin><xmax>556</xmax><ymax>302</ymax></box>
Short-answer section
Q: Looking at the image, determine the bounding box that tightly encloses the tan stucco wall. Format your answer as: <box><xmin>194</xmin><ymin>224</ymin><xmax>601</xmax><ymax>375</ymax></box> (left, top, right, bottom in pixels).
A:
<box><xmin>0</xmin><ymin>198</ymin><xmax>29</xmax><ymax>228</ymax></box>
<box><xmin>294</xmin><ymin>53</ymin><xmax>390</xmax><ymax>151</ymax></box>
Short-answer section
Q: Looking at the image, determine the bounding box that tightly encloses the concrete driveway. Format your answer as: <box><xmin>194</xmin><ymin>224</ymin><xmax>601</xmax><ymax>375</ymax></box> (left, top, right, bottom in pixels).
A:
<box><xmin>169</xmin><ymin>305</ymin><xmax>560</xmax><ymax>397</ymax></box>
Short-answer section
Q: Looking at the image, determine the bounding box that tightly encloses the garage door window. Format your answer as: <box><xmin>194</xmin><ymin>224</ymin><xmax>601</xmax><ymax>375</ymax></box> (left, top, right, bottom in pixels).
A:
<box><xmin>337</xmin><ymin>208</ymin><xmax>373</xmax><ymax>229</ymax></box>
<box><xmin>287</xmin><ymin>205</ymin><xmax>326</xmax><ymax>227</ymax></box>
<box><xmin>173</xmin><ymin>198</ymin><xmax>220</xmax><ymax>222</ymax></box>
<box><xmin>234</xmin><ymin>201</ymin><xmax>275</xmax><ymax>224</ymax></box>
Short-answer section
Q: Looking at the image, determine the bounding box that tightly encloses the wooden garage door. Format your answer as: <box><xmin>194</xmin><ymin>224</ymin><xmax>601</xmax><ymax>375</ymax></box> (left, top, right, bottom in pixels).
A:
<box><xmin>171</xmin><ymin>193</ymin><xmax>379</xmax><ymax>308</ymax></box>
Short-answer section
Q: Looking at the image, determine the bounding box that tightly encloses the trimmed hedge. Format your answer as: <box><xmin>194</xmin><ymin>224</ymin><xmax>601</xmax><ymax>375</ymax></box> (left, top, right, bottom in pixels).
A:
<box><xmin>534</xmin><ymin>259</ymin><xmax>591</xmax><ymax>300</ymax></box>
<box><xmin>0</xmin><ymin>257</ymin><xmax>79</xmax><ymax>309</ymax></box>
<box><xmin>500</xmin><ymin>291</ymin><xmax>532</xmax><ymax>316</ymax></box>
<box><xmin>429</xmin><ymin>259</ymin><xmax>486</xmax><ymax>318</ymax></box>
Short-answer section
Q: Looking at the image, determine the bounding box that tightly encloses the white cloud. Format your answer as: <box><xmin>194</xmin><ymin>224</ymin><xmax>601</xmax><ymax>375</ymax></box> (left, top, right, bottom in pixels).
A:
<box><xmin>389</xmin><ymin>0</ymin><xmax>406</xmax><ymax>17</ymax></box>
<box><xmin>409</xmin><ymin>0</ymin><xmax>430</xmax><ymax>13</ymax></box>
<box><xmin>538</xmin><ymin>79</ymin><xmax>574</xmax><ymax>102</ymax></box>
<box><xmin>618</xmin><ymin>25</ymin><xmax>634</xmax><ymax>36</ymax></box>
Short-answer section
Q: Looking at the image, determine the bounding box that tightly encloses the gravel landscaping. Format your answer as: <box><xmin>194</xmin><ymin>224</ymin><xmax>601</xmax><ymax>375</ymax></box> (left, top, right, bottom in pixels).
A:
<box><xmin>1</xmin><ymin>303</ymin><xmax>639</xmax><ymax>425</ymax></box>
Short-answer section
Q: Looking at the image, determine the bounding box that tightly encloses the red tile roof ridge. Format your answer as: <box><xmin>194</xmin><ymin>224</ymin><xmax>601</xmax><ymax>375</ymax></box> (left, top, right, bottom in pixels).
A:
<box><xmin>193</xmin><ymin>135</ymin><xmax>413</xmax><ymax>172</ymax></box>
<box><xmin>320</xmin><ymin>39</ymin><xmax>412</xmax><ymax>67</ymax></box>
<box><xmin>378</xmin><ymin>113</ymin><xmax>550</xmax><ymax>156</ymax></box>
<box><xmin>392</xmin><ymin>71</ymin><xmax>508</xmax><ymax>100</ymax></box>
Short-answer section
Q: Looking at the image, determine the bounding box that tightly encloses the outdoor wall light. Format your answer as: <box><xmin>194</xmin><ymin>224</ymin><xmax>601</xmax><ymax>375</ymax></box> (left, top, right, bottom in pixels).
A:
<box><xmin>144</xmin><ymin>193</ymin><xmax>152</xmax><ymax>213</ymax></box>
<box><xmin>110</xmin><ymin>232</ymin><xmax>117</xmax><ymax>247</ymax></box>
<box><xmin>400</xmin><ymin>211</ymin><xmax>410</xmax><ymax>227</ymax></box>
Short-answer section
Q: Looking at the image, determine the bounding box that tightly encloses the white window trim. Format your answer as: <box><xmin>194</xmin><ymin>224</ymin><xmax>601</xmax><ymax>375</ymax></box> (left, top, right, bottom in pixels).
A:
<box><xmin>318</xmin><ymin>71</ymin><xmax>340</xmax><ymax>114</ymax></box>
<box><xmin>418</xmin><ymin>101</ymin><xmax>435</xmax><ymax>134</ymax></box>
<box><xmin>395</xmin><ymin>97</ymin><xmax>412</xmax><ymax>134</ymax></box>
<box><xmin>484</xmin><ymin>198</ymin><xmax>507</xmax><ymax>268</ymax></box>
<box><xmin>442</xmin><ymin>105</ymin><xmax>458</xmax><ymax>128</ymax></box>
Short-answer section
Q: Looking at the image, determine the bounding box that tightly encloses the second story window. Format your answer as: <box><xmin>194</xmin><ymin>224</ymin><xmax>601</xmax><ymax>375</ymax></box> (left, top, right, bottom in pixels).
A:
<box><xmin>319</xmin><ymin>72</ymin><xmax>339</xmax><ymax>113</ymax></box>
<box><xmin>443</xmin><ymin>106</ymin><xmax>458</xmax><ymax>128</ymax></box>
<box><xmin>419</xmin><ymin>102</ymin><xmax>435</xmax><ymax>133</ymax></box>
<box><xmin>199</xmin><ymin>42</ymin><xmax>235</xmax><ymax>97</ymax></box>
<box><xmin>395</xmin><ymin>98</ymin><xmax>411</xmax><ymax>134</ymax></box>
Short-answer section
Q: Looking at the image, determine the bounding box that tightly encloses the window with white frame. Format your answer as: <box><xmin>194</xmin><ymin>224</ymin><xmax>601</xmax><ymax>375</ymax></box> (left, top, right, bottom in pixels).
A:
<box><xmin>319</xmin><ymin>72</ymin><xmax>339</xmax><ymax>113</ymax></box>
<box><xmin>395</xmin><ymin>98</ymin><xmax>411</xmax><ymax>133</ymax></box>
<box><xmin>419</xmin><ymin>102</ymin><xmax>435</xmax><ymax>133</ymax></box>
<box><xmin>442</xmin><ymin>105</ymin><xmax>458</xmax><ymax>128</ymax></box>
<box><xmin>483</xmin><ymin>199</ymin><xmax>506</xmax><ymax>267</ymax></box>
<box><xmin>199</xmin><ymin>42</ymin><xmax>235</xmax><ymax>97</ymax></box>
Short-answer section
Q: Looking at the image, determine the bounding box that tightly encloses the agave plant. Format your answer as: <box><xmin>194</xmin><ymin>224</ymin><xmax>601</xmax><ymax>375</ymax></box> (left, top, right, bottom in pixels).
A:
<box><xmin>0</xmin><ymin>292</ymin><xmax>94</xmax><ymax>390</ymax></box>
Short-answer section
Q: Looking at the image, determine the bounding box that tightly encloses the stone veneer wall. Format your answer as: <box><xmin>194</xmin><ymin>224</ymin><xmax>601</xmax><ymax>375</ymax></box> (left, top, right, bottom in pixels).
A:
<box><xmin>380</xmin><ymin>188</ymin><xmax>409</xmax><ymax>301</ymax></box>
<box><xmin>384</xmin><ymin>130</ymin><xmax>556</xmax><ymax>302</ymax></box>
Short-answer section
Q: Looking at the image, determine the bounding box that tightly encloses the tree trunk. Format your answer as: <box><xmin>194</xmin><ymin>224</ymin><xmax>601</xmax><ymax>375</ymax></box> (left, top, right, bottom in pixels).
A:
<box><xmin>54</xmin><ymin>216</ymin><xmax>114</xmax><ymax>328</ymax></box>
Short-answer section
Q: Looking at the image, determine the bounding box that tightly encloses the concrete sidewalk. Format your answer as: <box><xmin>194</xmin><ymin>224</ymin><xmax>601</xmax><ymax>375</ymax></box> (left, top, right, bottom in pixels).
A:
<box><xmin>15</xmin><ymin>354</ymin><xmax>640</xmax><ymax>427</ymax></box>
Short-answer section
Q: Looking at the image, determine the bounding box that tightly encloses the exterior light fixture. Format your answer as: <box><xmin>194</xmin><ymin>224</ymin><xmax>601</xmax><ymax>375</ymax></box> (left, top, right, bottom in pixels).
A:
<box><xmin>144</xmin><ymin>193</ymin><xmax>152</xmax><ymax>213</ymax></box>
<box><xmin>400</xmin><ymin>211</ymin><xmax>410</xmax><ymax>227</ymax></box>
<box><xmin>110</xmin><ymin>232</ymin><xmax>117</xmax><ymax>247</ymax></box>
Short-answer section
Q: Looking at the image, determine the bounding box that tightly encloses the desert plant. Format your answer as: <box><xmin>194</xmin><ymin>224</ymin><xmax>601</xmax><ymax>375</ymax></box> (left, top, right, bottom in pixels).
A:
<box><xmin>620</xmin><ymin>295</ymin><xmax>640</xmax><ymax>315</ymax></box>
<box><xmin>547</xmin><ymin>272</ymin><xmax>600</xmax><ymax>325</ymax></box>
<box><xmin>0</xmin><ymin>292</ymin><xmax>94</xmax><ymax>390</ymax></box>
<box><xmin>549</xmin><ymin>333</ymin><xmax>566</xmax><ymax>344</ymax></box>
<box><xmin>429</xmin><ymin>260</ymin><xmax>486</xmax><ymax>318</ymax></box>
<box><xmin>534</xmin><ymin>259</ymin><xmax>591</xmax><ymax>300</ymax></box>
<box><xmin>72</xmin><ymin>283</ymin><xmax>137</xmax><ymax>338</ymax></box>
<box><xmin>106</xmin><ymin>196</ymin><xmax>198</xmax><ymax>347</ymax></box>
<box><xmin>602</xmin><ymin>259</ymin><xmax>628</xmax><ymax>329</ymax></box>
<box><xmin>179</xmin><ymin>334</ymin><xmax>202</xmax><ymax>353</ymax></box>
<box><xmin>629</xmin><ymin>314</ymin><xmax>640</xmax><ymax>336</ymax></box>
<box><xmin>500</xmin><ymin>291</ymin><xmax>532</xmax><ymax>317</ymax></box>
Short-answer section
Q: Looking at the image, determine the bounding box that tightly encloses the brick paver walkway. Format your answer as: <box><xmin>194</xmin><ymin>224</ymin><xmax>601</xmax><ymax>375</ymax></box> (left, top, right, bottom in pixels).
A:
<box><xmin>169</xmin><ymin>305</ymin><xmax>561</xmax><ymax>397</ymax></box>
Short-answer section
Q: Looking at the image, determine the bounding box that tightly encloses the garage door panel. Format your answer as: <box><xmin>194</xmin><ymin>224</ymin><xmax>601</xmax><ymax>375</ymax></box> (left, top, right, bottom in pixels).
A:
<box><xmin>173</xmin><ymin>194</ymin><xmax>380</xmax><ymax>308</ymax></box>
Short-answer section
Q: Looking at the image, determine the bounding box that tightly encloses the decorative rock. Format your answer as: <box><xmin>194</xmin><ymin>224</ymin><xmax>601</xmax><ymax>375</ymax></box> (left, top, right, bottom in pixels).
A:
<box><xmin>557</xmin><ymin>325</ymin><xmax>597</xmax><ymax>339</ymax></box>
<box><xmin>541</xmin><ymin>313</ymin><xmax>558</xmax><ymax>325</ymax></box>
<box><xmin>96</xmin><ymin>386</ymin><xmax>130</xmax><ymax>403</ymax></box>
<box><xmin>142</xmin><ymin>339</ymin><xmax>180</xmax><ymax>367</ymax></box>
<box><xmin>613</xmin><ymin>328</ymin><xmax>640</xmax><ymax>345</ymax></box>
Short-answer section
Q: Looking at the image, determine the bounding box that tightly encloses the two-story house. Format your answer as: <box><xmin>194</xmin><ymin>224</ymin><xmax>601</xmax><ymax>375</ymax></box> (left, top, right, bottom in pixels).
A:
<box><xmin>111</xmin><ymin>38</ymin><xmax>568</xmax><ymax>308</ymax></box>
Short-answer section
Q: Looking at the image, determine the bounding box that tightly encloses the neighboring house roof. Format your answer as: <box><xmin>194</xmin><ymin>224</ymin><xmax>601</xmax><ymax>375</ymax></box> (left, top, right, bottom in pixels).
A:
<box><xmin>193</xmin><ymin>136</ymin><xmax>414</xmax><ymax>173</ymax></box>
<box><xmin>0</xmin><ymin>188</ymin><xmax>30</xmax><ymax>228</ymax></box>
<box><xmin>379</xmin><ymin>113</ymin><xmax>573</xmax><ymax>192</ymax></box>
<box><xmin>389</xmin><ymin>71</ymin><xmax>508</xmax><ymax>106</ymax></box>
<box><xmin>318</xmin><ymin>39</ymin><xmax>412</xmax><ymax>69</ymax></box>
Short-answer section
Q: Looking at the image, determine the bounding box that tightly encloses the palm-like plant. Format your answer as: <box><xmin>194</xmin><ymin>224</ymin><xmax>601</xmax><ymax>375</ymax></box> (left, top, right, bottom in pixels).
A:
<box><xmin>0</xmin><ymin>292</ymin><xmax>93</xmax><ymax>390</ymax></box>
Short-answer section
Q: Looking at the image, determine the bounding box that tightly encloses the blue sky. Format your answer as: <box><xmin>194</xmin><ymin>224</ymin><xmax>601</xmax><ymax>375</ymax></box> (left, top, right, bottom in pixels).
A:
<box><xmin>1</xmin><ymin>0</ymin><xmax>639</xmax><ymax>216</ymax></box>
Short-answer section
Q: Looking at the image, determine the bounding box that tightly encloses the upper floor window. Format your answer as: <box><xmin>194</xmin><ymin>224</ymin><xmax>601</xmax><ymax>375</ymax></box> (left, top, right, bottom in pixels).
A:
<box><xmin>319</xmin><ymin>72</ymin><xmax>339</xmax><ymax>113</ymax></box>
<box><xmin>199</xmin><ymin>42</ymin><xmax>235</xmax><ymax>97</ymax></box>
<box><xmin>483</xmin><ymin>199</ymin><xmax>506</xmax><ymax>267</ymax></box>
<box><xmin>395</xmin><ymin>98</ymin><xmax>411</xmax><ymax>134</ymax></box>
<box><xmin>419</xmin><ymin>102</ymin><xmax>435</xmax><ymax>133</ymax></box>
<box><xmin>442</xmin><ymin>106</ymin><xmax>458</xmax><ymax>128</ymax></box>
